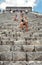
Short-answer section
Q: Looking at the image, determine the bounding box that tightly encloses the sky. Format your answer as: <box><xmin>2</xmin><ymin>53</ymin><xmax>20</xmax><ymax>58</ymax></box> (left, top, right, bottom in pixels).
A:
<box><xmin>0</xmin><ymin>0</ymin><xmax>42</xmax><ymax>13</ymax></box>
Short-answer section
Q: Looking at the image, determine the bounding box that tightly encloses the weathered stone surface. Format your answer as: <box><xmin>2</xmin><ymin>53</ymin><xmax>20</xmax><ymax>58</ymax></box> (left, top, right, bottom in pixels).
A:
<box><xmin>0</xmin><ymin>61</ymin><xmax>3</xmax><ymax>65</ymax></box>
<box><xmin>13</xmin><ymin>52</ymin><xmax>26</xmax><ymax>61</ymax></box>
<box><xmin>0</xmin><ymin>61</ymin><xmax>42</xmax><ymax>65</ymax></box>
<box><xmin>3</xmin><ymin>61</ymin><xmax>27</xmax><ymax>65</ymax></box>
<box><xmin>12</xmin><ymin>45</ymin><xmax>22</xmax><ymax>51</ymax></box>
<box><xmin>0</xmin><ymin>45</ymin><xmax>11</xmax><ymax>52</ymax></box>
<box><xmin>3</xmin><ymin>61</ymin><xmax>11</xmax><ymax>65</ymax></box>
<box><xmin>14</xmin><ymin>61</ymin><xmax>26</xmax><ymax>65</ymax></box>
<box><xmin>27</xmin><ymin>61</ymin><xmax>42</xmax><ymax>65</ymax></box>
<box><xmin>0</xmin><ymin>52</ymin><xmax>12</xmax><ymax>61</ymax></box>
<box><xmin>22</xmin><ymin>45</ymin><xmax>34</xmax><ymax>52</ymax></box>
<box><xmin>35</xmin><ymin>46</ymin><xmax>42</xmax><ymax>51</ymax></box>
<box><xmin>14</xmin><ymin>40</ymin><xmax>25</xmax><ymax>45</ymax></box>
<box><xmin>31</xmin><ymin>40</ymin><xmax>41</xmax><ymax>45</ymax></box>
<box><xmin>0</xmin><ymin>11</ymin><xmax>42</xmax><ymax>63</ymax></box>
<box><xmin>27</xmin><ymin>52</ymin><xmax>42</xmax><ymax>61</ymax></box>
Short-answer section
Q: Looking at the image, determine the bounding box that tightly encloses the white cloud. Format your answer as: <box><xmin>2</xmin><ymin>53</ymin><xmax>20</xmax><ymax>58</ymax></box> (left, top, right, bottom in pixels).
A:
<box><xmin>17</xmin><ymin>0</ymin><xmax>36</xmax><ymax>7</ymax></box>
<box><xmin>0</xmin><ymin>2</ymin><xmax>6</xmax><ymax>9</ymax></box>
<box><xmin>0</xmin><ymin>0</ymin><xmax>38</xmax><ymax>9</ymax></box>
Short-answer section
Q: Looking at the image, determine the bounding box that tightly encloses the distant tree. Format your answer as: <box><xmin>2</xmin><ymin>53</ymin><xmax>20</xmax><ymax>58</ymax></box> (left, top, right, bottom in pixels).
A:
<box><xmin>3</xmin><ymin>10</ymin><xmax>5</xmax><ymax>13</ymax></box>
<box><xmin>0</xmin><ymin>9</ymin><xmax>1</xmax><ymax>12</ymax></box>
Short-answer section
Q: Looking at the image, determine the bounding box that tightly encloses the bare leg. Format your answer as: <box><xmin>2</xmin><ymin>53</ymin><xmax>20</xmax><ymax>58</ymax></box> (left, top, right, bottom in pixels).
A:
<box><xmin>25</xmin><ymin>22</ymin><xmax>28</xmax><ymax>32</ymax></box>
<box><xmin>19</xmin><ymin>22</ymin><xmax>24</xmax><ymax>29</ymax></box>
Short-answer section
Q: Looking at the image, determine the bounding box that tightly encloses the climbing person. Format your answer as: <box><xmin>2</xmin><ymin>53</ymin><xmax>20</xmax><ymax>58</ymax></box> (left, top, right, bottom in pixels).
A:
<box><xmin>24</xmin><ymin>16</ymin><xmax>28</xmax><ymax>32</ymax></box>
<box><xmin>13</xmin><ymin>14</ymin><xmax>18</xmax><ymax>21</ymax></box>
<box><xmin>19</xmin><ymin>13</ymin><xmax>28</xmax><ymax>32</ymax></box>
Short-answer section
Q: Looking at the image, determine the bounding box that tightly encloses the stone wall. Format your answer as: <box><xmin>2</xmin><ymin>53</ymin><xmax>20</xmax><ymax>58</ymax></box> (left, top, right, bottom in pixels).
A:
<box><xmin>6</xmin><ymin>7</ymin><xmax>32</xmax><ymax>12</ymax></box>
<box><xmin>0</xmin><ymin>11</ymin><xmax>42</xmax><ymax>65</ymax></box>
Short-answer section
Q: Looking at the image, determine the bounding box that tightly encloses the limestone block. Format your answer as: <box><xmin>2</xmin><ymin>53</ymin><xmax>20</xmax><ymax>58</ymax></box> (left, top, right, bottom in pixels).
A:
<box><xmin>0</xmin><ymin>61</ymin><xmax>3</xmax><ymax>65</ymax></box>
<box><xmin>31</xmin><ymin>40</ymin><xmax>41</xmax><ymax>45</ymax></box>
<box><xmin>23</xmin><ymin>45</ymin><xmax>34</xmax><ymax>52</ymax></box>
<box><xmin>3</xmin><ymin>61</ymin><xmax>13</xmax><ymax>65</ymax></box>
<box><xmin>0</xmin><ymin>40</ymin><xmax>6</xmax><ymax>45</ymax></box>
<box><xmin>27</xmin><ymin>61</ymin><xmax>42</xmax><ymax>65</ymax></box>
<box><xmin>0</xmin><ymin>51</ymin><xmax>12</xmax><ymax>61</ymax></box>
<box><xmin>0</xmin><ymin>45</ymin><xmax>11</xmax><ymax>52</ymax></box>
<box><xmin>6</xmin><ymin>40</ymin><xmax>14</xmax><ymax>45</ymax></box>
<box><xmin>14</xmin><ymin>40</ymin><xmax>25</xmax><ymax>45</ymax></box>
<box><xmin>12</xmin><ymin>45</ymin><xmax>22</xmax><ymax>51</ymax></box>
<box><xmin>26</xmin><ymin>40</ymin><xmax>32</xmax><ymax>45</ymax></box>
<box><xmin>13</xmin><ymin>52</ymin><xmax>26</xmax><ymax>61</ymax></box>
<box><xmin>35</xmin><ymin>46</ymin><xmax>42</xmax><ymax>51</ymax></box>
<box><xmin>39</xmin><ymin>33</ymin><xmax>42</xmax><ymax>37</ymax></box>
<box><xmin>14</xmin><ymin>61</ymin><xmax>26</xmax><ymax>65</ymax></box>
<box><xmin>27</xmin><ymin>52</ymin><xmax>42</xmax><ymax>61</ymax></box>
<box><xmin>16</xmin><ymin>32</ymin><xmax>22</xmax><ymax>37</ymax></box>
<box><xmin>1</xmin><ymin>30</ymin><xmax>8</xmax><ymax>35</ymax></box>
<box><xmin>9</xmin><ymin>40</ymin><xmax>14</xmax><ymax>45</ymax></box>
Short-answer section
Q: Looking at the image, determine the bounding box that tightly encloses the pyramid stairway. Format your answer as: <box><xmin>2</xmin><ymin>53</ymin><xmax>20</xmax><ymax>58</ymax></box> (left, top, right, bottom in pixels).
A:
<box><xmin>0</xmin><ymin>12</ymin><xmax>42</xmax><ymax>65</ymax></box>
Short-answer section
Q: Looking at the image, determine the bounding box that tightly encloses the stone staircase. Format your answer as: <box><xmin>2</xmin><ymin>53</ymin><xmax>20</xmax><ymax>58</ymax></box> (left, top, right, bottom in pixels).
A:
<box><xmin>0</xmin><ymin>12</ymin><xmax>42</xmax><ymax>65</ymax></box>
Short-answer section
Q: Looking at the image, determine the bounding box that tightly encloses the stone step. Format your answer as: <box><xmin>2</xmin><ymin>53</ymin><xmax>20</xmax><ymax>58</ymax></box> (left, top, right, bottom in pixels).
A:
<box><xmin>0</xmin><ymin>45</ymin><xmax>42</xmax><ymax>52</ymax></box>
<box><xmin>0</xmin><ymin>52</ymin><xmax>26</xmax><ymax>61</ymax></box>
<box><xmin>0</xmin><ymin>61</ymin><xmax>42</xmax><ymax>65</ymax></box>
<box><xmin>0</xmin><ymin>12</ymin><xmax>42</xmax><ymax>62</ymax></box>
<box><xmin>0</xmin><ymin>39</ymin><xmax>42</xmax><ymax>45</ymax></box>
<box><xmin>27</xmin><ymin>52</ymin><xmax>42</xmax><ymax>61</ymax></box>
<box><xmin>0</xmin><ymin>52</ymin><xmax>42</xmax><ymax>61</ymax></box>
